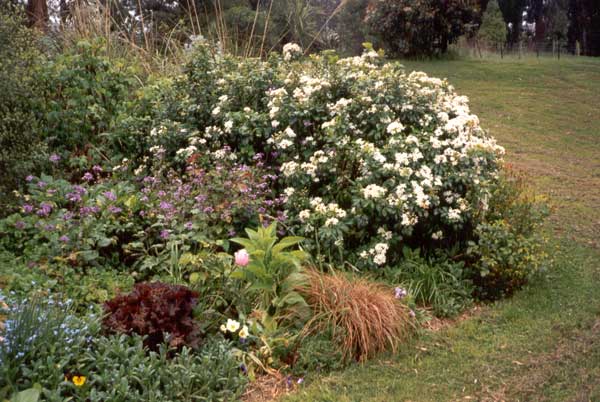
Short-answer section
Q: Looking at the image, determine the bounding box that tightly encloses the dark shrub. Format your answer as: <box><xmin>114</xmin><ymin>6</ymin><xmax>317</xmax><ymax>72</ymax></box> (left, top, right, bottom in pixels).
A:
<box><xmin>0</xmin><ymin>9</ymin><xmax>46</xmax><ymax>214</ymax></box>
<box><xmin>103</xmin><ymin>282</ymin><xmax>201</xmax><ymax>350</ymax></box>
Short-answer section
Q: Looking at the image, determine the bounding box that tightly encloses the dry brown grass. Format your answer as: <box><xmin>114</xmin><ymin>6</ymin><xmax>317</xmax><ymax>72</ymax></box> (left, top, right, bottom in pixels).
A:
<box><xmin>298</xmin><ymin>268</ymin><xmax>413</xmax><ymax>362</ymax></box>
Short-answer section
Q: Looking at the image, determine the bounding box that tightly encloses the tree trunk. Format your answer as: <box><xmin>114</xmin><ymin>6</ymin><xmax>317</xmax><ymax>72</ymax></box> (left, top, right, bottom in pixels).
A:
<box><xmin>26</xmin><ymin>0</ymin><xmax>49</xmax><ymax>31</ymax></box>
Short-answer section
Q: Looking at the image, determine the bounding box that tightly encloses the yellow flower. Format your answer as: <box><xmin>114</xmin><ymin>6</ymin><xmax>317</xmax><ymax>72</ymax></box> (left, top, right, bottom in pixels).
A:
<box><xmin>72</xmin><ymin>375</ymin><xmax>86</xmax><ymax>387</ymax></box>
<box><xmin>219</xmin><ymin>324</ymin><xmax>227</xmax><ymax>333</ymax></box>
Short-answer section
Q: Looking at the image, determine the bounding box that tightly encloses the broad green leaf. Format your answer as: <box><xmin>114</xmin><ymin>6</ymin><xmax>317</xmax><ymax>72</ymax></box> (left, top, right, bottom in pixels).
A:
<box><xmin>11</xmin><ymin>387</ymin><xmax>41</xmax><ymax>402</ymax></box>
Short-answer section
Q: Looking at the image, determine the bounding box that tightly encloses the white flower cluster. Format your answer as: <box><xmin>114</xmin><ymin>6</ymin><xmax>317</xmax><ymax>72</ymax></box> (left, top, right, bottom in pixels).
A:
<box><xmin>175</xmin><ymin>43</ymin><xmax>505</xmax><ymax>268</ymax></box>
<box><xmin>283</xmin><ymin>43</ymin><xmax>302</xmax><ymax>61</ymax></box>
<box><xmin>360</xmin><ymin>242</ymin><xmax>389</xmax><ymax>266</ymax></box>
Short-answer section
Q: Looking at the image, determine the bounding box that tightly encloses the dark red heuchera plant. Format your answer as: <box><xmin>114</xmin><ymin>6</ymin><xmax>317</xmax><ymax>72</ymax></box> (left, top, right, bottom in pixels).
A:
<box><xmin>103</xmin><ymin>282</ymin><xmax>201</xmax><ymax>351</ymax></box>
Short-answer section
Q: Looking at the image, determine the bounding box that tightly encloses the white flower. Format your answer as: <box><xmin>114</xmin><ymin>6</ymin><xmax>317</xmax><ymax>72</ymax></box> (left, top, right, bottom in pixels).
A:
<box><xmin>362</xmin><ymin>184</ymin><xmax>387</xmax><ymax>199</ymax></box>
<box><xmin>213</xmin><ymin>149</ymin><xmax>227</xmax><ymax>159</ymax></box>
<box><xmin>448</xmin><ymin>208</ymin><xmax>461</xmax><ymax>221</ymax></box>
<box><xmin>176</xmin><ymin>145</ymin><xmax>197</xmax><ymax>158</ymax></box>
<box><xmin>431</xmin><ymin>230</ymin><xmax>444</xmax><ymax>240</ymax></box>
<box><xmin>224</xmin><ymin>120</ymin><xmax>233</xmax><ymax>132</ymax></box>
<box><xmin>211</xmin><ymin>106</ymin><xmax>221</xmax><ymax>116</ymax></box>
<box><xmin>299</xmin><ymin>209</ymin><xmax>311</xmax><ymax>222</ymax></box>
<box><xmin>387</xmin><ymin>121</ymin><xmax>404</xmax><ymax>134</ymax></box>
<box><xmin>377</xmin><ymin>228</ymin><xmax>393</xmax><ymax>240</ymax></box>
<box><xmin>238</xmin><ymin>325</ymin><xmax>249</xmax><ymax>339</ymax></box>
<box><xmin>324</xmin><ymin>217</ymin><xmax>339</xmax><ymax>227</ymax></box>
<box><xmin>373</xmin><ymin>152</ymin><xmax>387</xmax><ymax>164</ymax></box>
<box><xmin>402</xmin><ymin>213</ymin><xmax>418</xmax><ymax>226</ymax></box>
<box><xmin>271</xmin><ymin>120</ymin><xmax>280</xmax><ymax>128</ymax></box>
<box><xmin>226</xmin><ymin>319</ymin><xmax>240</xmax><ymax>332</ymax></box>
<box><xmin>277</xmin><ymin>139</ymin><xmax>293</xmax><ymax>149</ymax></box>
<box><xmin>283</xmin><ymin>42</ymin><xmax>302</xmax><ymax>61</ymax></box>
<box><xmin>284</xmin><ymin>126</ymin><xmax>296</xmax><ymax>138</ymax></box>
<box><xmin>280</xmin><ymin>161</ymin><xmax>299</xmax><ymax>177</ymax></box>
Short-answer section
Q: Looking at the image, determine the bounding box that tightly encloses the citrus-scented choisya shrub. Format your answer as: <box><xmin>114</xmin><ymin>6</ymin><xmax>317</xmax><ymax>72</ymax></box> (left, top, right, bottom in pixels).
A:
<box><xmin>137</xmin><ymin>41</ymin><xmax>505</xmax><ymax>270</ymax></box>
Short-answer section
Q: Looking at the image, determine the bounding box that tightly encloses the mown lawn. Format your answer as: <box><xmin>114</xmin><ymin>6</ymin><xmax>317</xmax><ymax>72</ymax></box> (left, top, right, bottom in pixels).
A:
<box><xmin>283</xmin><ymin>57</ymin><xmax>600</xmax><ymax>402</ymax></box>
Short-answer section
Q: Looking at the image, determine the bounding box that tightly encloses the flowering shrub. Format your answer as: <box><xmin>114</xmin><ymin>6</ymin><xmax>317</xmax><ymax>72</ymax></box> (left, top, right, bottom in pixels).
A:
<box><xmin>140</xmin><ymin>42</ymin><xmax>504</xmax><ymax>270</ymax></box>
<box><xmin>103</xmin><ymin>282</ymin><xmax>201</xmax><ymax>351</ymax></box>
<box><xmin>0</xmin><ymin>173</ymin><xmax>139</xmax><ymax>266</ymax></box>
<box><xmin>0</xmin><ymin>152</ymin><xmax>281</xmax><ymax>271</ymax></box>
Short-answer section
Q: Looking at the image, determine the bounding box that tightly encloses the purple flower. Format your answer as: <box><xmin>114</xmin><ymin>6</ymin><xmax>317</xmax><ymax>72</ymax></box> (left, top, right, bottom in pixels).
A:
<box><xmin>409</xmin><ymin>309</ymin><xmax>416</xmax><ymax>318</ymax></box>
<box><xmin>63</xmin><ymin>211</ymin><xmax>74</xmax><ymax>221</ymax></box>
<box><xmin>228</xmin><ymin>229</ymin><xmax>236</xmax><ymax>237</ymax></box>
<box><xmin>297</xmin><ymin>378</ymin><xmax>304</xmax><ymax>385</ymax></box>
<box><xmin>67</xmin><ymin>193</ymin><xmax>82</xmax><ymax>203</ymax></box>
<box><xmin>44</xmin><ymin>223</ymin><xmax>55</xmax><ymax>231</ymax></box>
<box><xmin>184</xmin><ymin>221</ymin><xmax>193</xmax><ymax>230</ymax></box>
<box><xmin>394</xmin><ymin>287</ymin><xmax>407</xmax><ymax>300</ymax></box>
<box><xmin>14</xmin><ymin>221</ymin><xmax>25</xmax><ymax>230</ymax></box>
<box><xmin>159</xmin><ymin>201</ymin><xmax>173</xmax><ymax>210</ymax></box>
<box><xmin>108</xmin><ymin>205</ymin><xmax>122</xmax><ymax>214</ymax></box>
<box><xmin>49</xmin><ymin>154</ymin><xmax>61</xmax><ymax>163</ymax></box>
<box><xmin>82</xmin><ymin>172</ymin><xmax>94</xmax><ymax>182</ymax></box>
<box><xmin>92</xmin><ymin>165</ymin><xmax>103</xmax><ymax>173</ymax></box>
<box><xmin>160</xmin><ymin>229</ymin><xmax>170</xmax><ymax>239</ymax></box>
<box><xmin>80</xmin><ymin>206</ymin><xmax>98</xmax><ymax>217</ymax></box>
<box><xmin>59</xmin><ymin>235</ymin><xmax>70</xmax><ymax>243</ymax></box>
<box><xmin>239</xmin><ymin>364</ymin><xmax>247</xmax><ymax>375</ymax></box>
<box><xmin>37</xmin><ymin>202</ymin><xmax>52</xmax><ymax>217</ymax></box>
<box><xmin>102</xmin><ymin>191</ymin><xmax>117</xmax><ymax>201</ymax></box>
<box><xmin>22</xmin><ymin>204</ymin><xmax>34</xmax><ymax>213</ymax></box>
<box><xmin>37</xmin><ymin>181</ymin><xmax>47</xmax><ymax>188</ymax></box>
<box><xmin>26</xmin><ymin>175</ymin><xmax>34</xmax><ymax>182</ymax></box>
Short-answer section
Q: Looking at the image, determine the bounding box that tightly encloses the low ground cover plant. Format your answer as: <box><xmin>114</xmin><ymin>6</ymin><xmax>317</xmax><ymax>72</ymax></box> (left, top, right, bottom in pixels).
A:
<box><xmin>0</xmin><ymin>23</ymin><xmax>548</xmax><ymax>399</ymax></box>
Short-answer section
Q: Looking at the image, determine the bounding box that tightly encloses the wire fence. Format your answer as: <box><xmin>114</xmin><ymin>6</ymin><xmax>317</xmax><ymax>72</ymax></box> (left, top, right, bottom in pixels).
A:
<box><xmin>455</xmin><ymin>37</ymin><xmax>585</xmax><ymax>60</ymax></box>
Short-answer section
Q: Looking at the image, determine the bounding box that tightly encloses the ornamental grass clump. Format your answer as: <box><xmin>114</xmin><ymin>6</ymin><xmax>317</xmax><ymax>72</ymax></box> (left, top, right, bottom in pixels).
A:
<box><xmin>299</xmin><ymin>269</ymin><xmax>413</xmax><ymax>362</ymax></box>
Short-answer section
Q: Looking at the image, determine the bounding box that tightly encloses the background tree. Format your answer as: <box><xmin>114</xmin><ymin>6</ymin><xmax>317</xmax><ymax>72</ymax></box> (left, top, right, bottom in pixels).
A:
<box><xmin>26</xmin><ymin>0</ymin><xmax>49</xmax><ymax>30</ymax></box>
<box><xmin>479</xmin><ymin>0</ymin><xmax>508</xmax><ymax>55</ymax></box>
<box><xmin>568</xmin><ymin>0</ymin><xmax>600</xmax><ymax>56</ymax></box>
<box><xmin>365</xmin><ymin>0</ymin><xmax>479</xmax><ymax>57</ymax></box>
<box><xmin>497</xmin><ymin>0</ymin><xmax>526</xmax><ymax>44</ymax></box>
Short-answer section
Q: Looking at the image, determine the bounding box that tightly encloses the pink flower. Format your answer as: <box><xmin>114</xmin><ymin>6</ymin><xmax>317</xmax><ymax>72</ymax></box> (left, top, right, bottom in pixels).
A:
<box><xmin>234</xmin><ymin>249</ymin><xmax>250</xmax><ymax>266</ymax></box>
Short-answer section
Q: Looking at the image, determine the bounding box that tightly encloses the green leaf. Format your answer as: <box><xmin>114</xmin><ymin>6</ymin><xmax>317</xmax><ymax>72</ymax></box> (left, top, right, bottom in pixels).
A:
<box><xmin>230</xmin><ymin>237</ymin><xmax>254</xmax><ymax>250</ymax></box>
<box><xmin>11</xmin><ymin>386</ymin><xmax>41</xmax><ymax>402</ymax></box>
<box><xmin>272</xmin><ymin>236</ymin><xmax>304</xmax><ymax>253</ymax></box>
